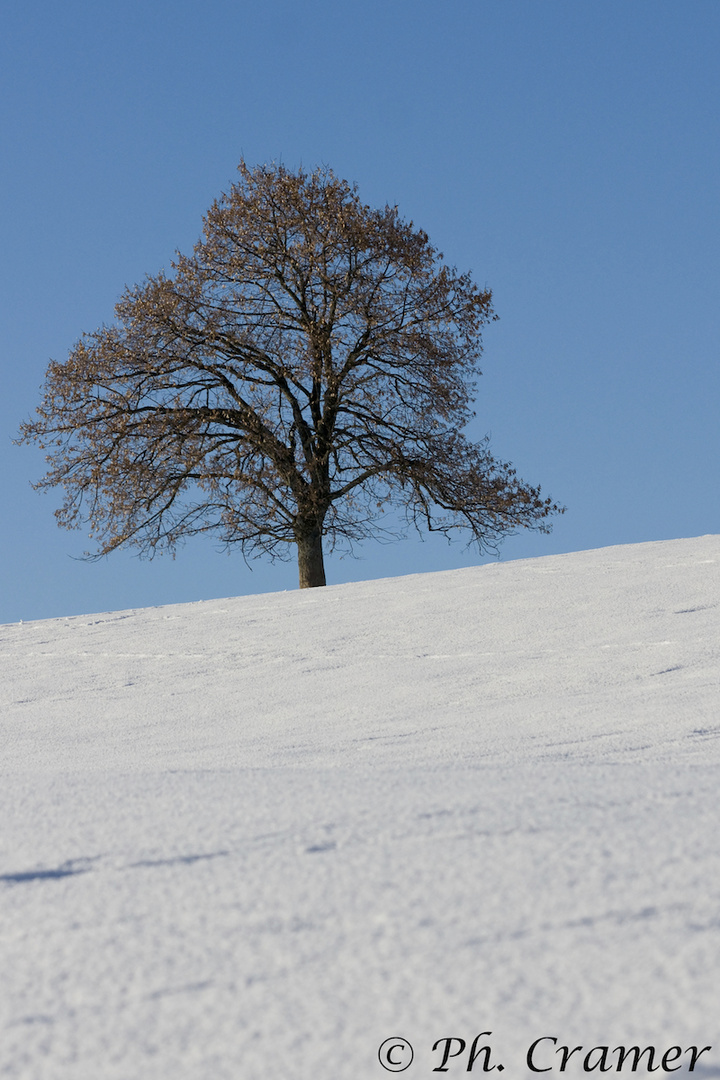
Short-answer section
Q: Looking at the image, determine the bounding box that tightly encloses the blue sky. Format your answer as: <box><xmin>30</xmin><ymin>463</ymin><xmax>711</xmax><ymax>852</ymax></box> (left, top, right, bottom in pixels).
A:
<box><xmin>2</xmin><ymin>0</ymin><xmax>718</xmax><ymax>622</ymax></box>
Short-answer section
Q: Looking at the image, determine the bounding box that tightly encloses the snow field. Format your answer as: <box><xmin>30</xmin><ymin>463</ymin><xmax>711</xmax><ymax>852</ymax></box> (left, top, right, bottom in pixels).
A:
<box><xmin>1</xmin><ymin>536</ymin><xmax>719</xmax><ymax>1078</ymax></box>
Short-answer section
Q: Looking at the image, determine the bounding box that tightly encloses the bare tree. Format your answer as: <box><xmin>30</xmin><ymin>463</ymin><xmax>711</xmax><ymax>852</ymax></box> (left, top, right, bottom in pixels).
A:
<box><xmin>20</xmin><ymin>162</ymin><xmax>564</xmax><ymax>588</ymax></box>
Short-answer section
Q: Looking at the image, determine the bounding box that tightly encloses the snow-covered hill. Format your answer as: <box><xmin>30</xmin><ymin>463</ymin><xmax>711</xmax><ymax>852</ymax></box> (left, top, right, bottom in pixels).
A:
<box><xmin>2</xmin><ymin>537</ymin><xmax>719</xmax><ymax>1079</ymax></box>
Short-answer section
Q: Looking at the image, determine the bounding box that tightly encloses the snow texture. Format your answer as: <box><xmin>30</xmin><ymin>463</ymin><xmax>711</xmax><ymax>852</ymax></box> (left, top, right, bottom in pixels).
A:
<box><xmin>1</xmin><ymin>536</ymin><xmax>719</xmax><ymax>1079</ymax></box>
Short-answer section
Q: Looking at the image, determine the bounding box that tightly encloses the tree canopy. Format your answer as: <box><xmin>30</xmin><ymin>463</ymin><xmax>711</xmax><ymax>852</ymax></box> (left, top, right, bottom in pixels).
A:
<box><xmin>20</xmin><ymin>162</ymin><xmax>563</xmax><ymax>587</ymax></box>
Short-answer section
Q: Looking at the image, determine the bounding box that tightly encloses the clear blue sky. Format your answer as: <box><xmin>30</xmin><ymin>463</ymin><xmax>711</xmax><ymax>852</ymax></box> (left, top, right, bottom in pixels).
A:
<box><xmin>2</xmin><ymin>0</ymin><xmax>718</xmax><ymax>622</ymax></box>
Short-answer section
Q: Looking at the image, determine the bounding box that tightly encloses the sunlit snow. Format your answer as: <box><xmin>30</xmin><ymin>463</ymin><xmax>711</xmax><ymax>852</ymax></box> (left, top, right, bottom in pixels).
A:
<box><xmin>2</xmin><ymin>536</ymin><xmax>719</xmax><ymax>1079</ymax></box>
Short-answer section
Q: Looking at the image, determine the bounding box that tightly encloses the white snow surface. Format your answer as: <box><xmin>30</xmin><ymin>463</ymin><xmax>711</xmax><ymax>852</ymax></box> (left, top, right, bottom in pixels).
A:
<box><xmin>1</xmin><ymin>536</ymin><xmax>719</xmax><ymax>1079</ymax></box>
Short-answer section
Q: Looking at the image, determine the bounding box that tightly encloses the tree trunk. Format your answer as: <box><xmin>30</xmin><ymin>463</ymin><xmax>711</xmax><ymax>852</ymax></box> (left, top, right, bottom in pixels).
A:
<box><xmin>296</xmin><ymin>524</ymin><xmax>327</xmax><ymax>588</ymax></box>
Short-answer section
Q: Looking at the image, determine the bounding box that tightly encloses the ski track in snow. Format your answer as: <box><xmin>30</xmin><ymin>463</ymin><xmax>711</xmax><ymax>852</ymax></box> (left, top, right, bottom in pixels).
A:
<box><xmin>1</xmin><ymin>536</ymin><xmax>719</xmax><ymax>1079</ymax></box>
